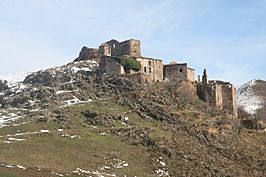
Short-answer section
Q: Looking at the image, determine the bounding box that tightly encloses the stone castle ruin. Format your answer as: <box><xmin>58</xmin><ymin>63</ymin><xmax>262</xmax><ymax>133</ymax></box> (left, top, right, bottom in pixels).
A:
<box><xmin>75</xmin><ymin>39</ymin><xmax>237</xmax><ymax>117</ymax></box>
<box><xmin>197</xmin><ymin>70</ymin><xmax>238</xmax><ymax>117</ymax></box>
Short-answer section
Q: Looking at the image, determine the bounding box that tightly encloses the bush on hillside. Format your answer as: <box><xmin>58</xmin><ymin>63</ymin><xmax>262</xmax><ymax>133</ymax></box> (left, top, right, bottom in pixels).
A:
<box><xmin>114</xmin><ymin>57</ymin><xmax>141</xmax><ymax>72</ymax></box>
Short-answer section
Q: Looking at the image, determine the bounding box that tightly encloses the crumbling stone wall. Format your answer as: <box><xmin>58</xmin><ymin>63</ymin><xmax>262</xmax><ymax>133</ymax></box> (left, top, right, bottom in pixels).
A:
<box><xmin>103</xmin><ymin>39</ymin><xmax>141</xmax><ymax>57</ymax></box>
<box><xmin>164</xmin><ymin>63</ymin><xmax>194</xmax><ymax>82</ymax></box>
<box><xmin>99</xmin><ymin>56</ymin><xmax>163</xmax><ymax>83</ymax></box>
<box><xmin>220</xmin><ymin>83</ymin><xmax>237</xmax><ymax>117</ymax></box>
<box><xmin>114</xmin><ymin>39</ymin><xmax>141</xmax><ymax>57</ymax></box>
<box><xmin>136</xmin><ymin>57</ymin><xmax>163</xmax><ymax>82</ymax></box>
<box><xmin>196</xmin><ymin>84</ymin><xmax>216</xmax><ymax>104</ymax></box>
<box><xmin>74</xmin><ymin>47</ymin><xmax>99</xmax><ymax>62</ymax></box>
<box><xmin>215</xmin><ymin>83</ymin><xmax>223</xmax><ymax>109</ymax></box>
<box><xmin>99</xmin><ymin>56</ymin><xmax>125</xmax><ymax>76</ymax></box>
<box><xmin>99</xmin><ymin>43</ymin><xmax>111</xmax><ymax>57</ymax></box>
<box><xmin>105</xmin><ymin>39</ymin><xmax>119</xmax><ymax>56</ymax></box>
<box><xmin>184</xmin><ymin>81</ymin><xmax>197</xmax><ymax>95</ymax></box>
<box><xmin>232</xmin><ymin>87</ymin><xmax>238</xmax><ymax>117</ymax></box>
<box><xmin>197</xmin><ymin>80</ymin><xmax>238</xmax><ymax>117</ymax></box>
<box><xmin>187</xmin><ymin>68</ymin><xmax>195</xmax><ymax>82</ymax></box>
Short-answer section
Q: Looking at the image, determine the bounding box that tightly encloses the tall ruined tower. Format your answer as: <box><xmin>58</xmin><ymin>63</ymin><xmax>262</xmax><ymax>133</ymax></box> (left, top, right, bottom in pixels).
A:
<box><xmin>202</xmin><ymin>69</ymin><xmax>208</xmax><ymax>85</ymax></box>
<box><xmin>99</xmin><ymin>43</ymin><xmax>111</xmax><ymax>57</ymax></box>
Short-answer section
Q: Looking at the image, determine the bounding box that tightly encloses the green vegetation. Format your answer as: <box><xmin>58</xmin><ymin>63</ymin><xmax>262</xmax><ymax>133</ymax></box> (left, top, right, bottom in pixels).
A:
<box><xmin>0</xmin><ymin>99</ymin><xmax>160</xmax><ymax>177</ymax></box>
<box><xmin>0</xmin><ymin>172</ymin><xmax>20</xmax><ymax>177</ymax></box>
<box><xmin>114</xmin><ymin>57</ymin><xmax>141</xmax><ymax>71</ymax></box>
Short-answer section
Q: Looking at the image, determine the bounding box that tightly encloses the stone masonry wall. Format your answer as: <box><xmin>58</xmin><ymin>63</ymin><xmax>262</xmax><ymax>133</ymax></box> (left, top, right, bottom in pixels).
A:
<box><xmin>215</xmin><ymin>83</ymin><xmax>223</xmax><ymax>109</ymax></box>
<box><xmin>99</xmin><ymin>44</ymin><xmax>111</xmax><ymax>57</ymax></box>
<box><xmin>164</xmin><ymin>63</ymin><xmax>189</xmax><ymax>82</ymax></box>
<box><xmin>103</xmin><ymin>39</ymin><xmax>141</xmax><ymax>57</ymax></box>
<box><xmin>99</xmin><ymin>56</ymin><xmax>124</xmax><ymax>76</ymax></box>
<box><xmin>105</xmin><ymin>39</ymin><xmax>119</xmax><ymax>56</ymax></box>
<box><xmin>115</xmin><ymin>40</ymin><xmax>141</xmax><ymax>57</ymax></box>
<box><xmin>196</xmin><ymin>84</ymin><xmax>216</xmax><ymax>104</ymax></box>
<box><xmin>136</xmin><ymin>57</ymin><xmax>163</xmax><ymax>82</ymax></box>
<box><xmin>187</xmin><ymin>68</ymin><xmax>195</xmax><ymax>82</ymax></box>
<box><xmin>221</xmin><ymin>84</ymin><xmax>237</xmax><ymax>117</ymax></box>
<box><xmin>198</xmin><ymin>81</ymin><xmax>238</xmax><ymax>117</ymax></box>
<box><xmin>232</xmin><ymin>86</ymin><xmax>238</xmax><ymax>117</ymax></box>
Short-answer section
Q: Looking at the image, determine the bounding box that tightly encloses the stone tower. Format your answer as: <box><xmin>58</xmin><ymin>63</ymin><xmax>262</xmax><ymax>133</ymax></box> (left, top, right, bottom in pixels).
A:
<box><xmin>202</xmin><ymin>69</ymin><xmax>208</xmax><ymax>85</ymax></box>
<box><xmin>99</xmin><ymin>43</ymin><xmax>111</xmax><ymax>57</ymax></box>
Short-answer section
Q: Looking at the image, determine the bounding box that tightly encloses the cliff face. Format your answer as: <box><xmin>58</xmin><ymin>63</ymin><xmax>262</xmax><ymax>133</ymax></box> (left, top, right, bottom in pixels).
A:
<box><xmin>238</xmin><ymin>79</ymin><xmax>266</xmax><ymax>120</ymax></box>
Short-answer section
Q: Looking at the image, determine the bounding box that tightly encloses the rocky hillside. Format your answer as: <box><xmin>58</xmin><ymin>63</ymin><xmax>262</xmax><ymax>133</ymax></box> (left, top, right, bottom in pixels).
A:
<box><xmin>0</xmin><ymin>61</ymin><xmax>265</xmax><ymax>177</ymax></box>
<box><xmin>238</xmin><ymin>79</ymin><xmax>266</xmax><ymax>120</ymax></box>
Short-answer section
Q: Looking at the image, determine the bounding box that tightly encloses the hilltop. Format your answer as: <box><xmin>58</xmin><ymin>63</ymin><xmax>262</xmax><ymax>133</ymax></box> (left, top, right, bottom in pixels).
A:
<box><xmin>238</xmin><ymin>79</ymin><xmax>266</xmax><ymax>120</ymax></box>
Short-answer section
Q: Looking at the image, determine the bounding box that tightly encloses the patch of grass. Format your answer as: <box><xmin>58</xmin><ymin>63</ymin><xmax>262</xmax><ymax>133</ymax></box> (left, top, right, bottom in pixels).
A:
<box><xmin>0</xmin><ymin>100</ymin><xmax>175</xmax><ymax>176</ymax></box>
<box><xmin>0</xmin><ymin>121</ymin><xmax>59</xmax><ymax>137</ymax></box>
<box><xmin>0</xmin><ymin>110</ymin><xmax>154</xmax><ymax>177</ymax></box>
<box><xmin>0</xmin><ymin>172</ymin><xmax>20</xmax><ymax>177</ymax></box>
<box><xmin>0</xmin><ymin>131</ymin><xmax>153</xmax><ymax>176</ymax></box>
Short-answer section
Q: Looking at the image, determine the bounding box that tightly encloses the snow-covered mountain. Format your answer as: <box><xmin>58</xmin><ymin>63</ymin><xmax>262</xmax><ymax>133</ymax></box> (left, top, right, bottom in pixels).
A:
<box><xmin>0</xmin><ymin>72</ymin><xmax>32</xmax><ymax>84</ymax></box>
<box><xmin>237</xmin><ymin>79</ymin><xmax>266</xmax><ymax>119</ymax></box>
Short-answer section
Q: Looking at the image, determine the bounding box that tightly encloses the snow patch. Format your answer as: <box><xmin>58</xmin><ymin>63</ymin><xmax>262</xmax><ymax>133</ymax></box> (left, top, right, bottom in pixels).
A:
<box><xmin>56</xmin><ymin>89</ymin><xmax>79</xmax><ymax>94</ymax></box>
<box><xmin>8</xmin><ymin>82</ymin><xmax>28</xmax><ymax>94</ymax></box>
<box><xmin>112</xmin><ymin>158</ymin><xmax>129</xmax><ymax>169</ymax></box>
<box><xmin>51</xmin><ymin>171</ymin><xmax>64</xmax><ymax>177</ymax></box>
<box><xmin>1</xmin><ymin>163</ymin><xmax>26</xmax><ymax>170</ymax></box>
<box><xmin>0</xmin><ymin>129</ymin><xmax>51</xmax><ymax>138</ymax></box>
<box><xmin>73</xmin><ymin>168</ymin><xmax>116</xmax><ymax>177</ymax></box>
<box><xmin>7</xmin><ymin>137</ymin><xmax>26</xmax><ymax>141</ymax></box>
<box><xmin>71</xmin><ymin>67</ymin><xmax>92</xmax><ymax>73</ymax></box>
<box><xmin>16</xmin><ymin>165</ymin><xmax>26</xmax><ymax>170</ymax></box>
<box><xmin>40</xmin><ymin>130</ymin><xmax>50</xmax><ymax>133</ymax></box>
<box><xmin>156</xmin><ymin>169</ymin><xmax>169</xmax><ymax>177</ymax></box>
<box><xmin>0</xmin><ymin>113</ymin><xmax>22</xmax><ymax>128</ymax></box>
<box><xmin>237</xmin><ymin>80</ymin><xmax>264</xmax><ymax>115</ymax></box>
<box><xmin>64</xmin><ymin>96</ymin><xmax>92</xmax><ymax>107</ymax></box>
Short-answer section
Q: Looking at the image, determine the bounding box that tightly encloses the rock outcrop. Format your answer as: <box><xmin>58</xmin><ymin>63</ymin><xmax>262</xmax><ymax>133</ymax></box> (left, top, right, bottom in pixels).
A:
<box><xmin>74</xmin><ymin>47</ymin><xmax>99</xmax><ymax>62</ymax></box>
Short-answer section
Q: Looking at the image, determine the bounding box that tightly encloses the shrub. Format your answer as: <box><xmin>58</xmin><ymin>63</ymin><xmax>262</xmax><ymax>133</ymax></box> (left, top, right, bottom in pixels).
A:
<box><xmin>114</xmin><ymin>57</ymin><xmax>141</xmax><ymax>71</ymax></box>
<box><xmin>0</xmin><ymin>80</ymin><xmax>8</xmax><ymax>91</ymax></box>
<box><xmin>238</xmin><ymin>107</ymin><xmax>251</xmax><ymax>119</ymax></box>
<box><xmin>0</xmin><ymin>95</ymin><xmax>6</xmax><ymax>107</ymax></box>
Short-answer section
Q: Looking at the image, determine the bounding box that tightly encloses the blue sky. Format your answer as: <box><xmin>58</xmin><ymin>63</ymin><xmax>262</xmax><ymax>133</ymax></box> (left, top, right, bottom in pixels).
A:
<box><xmin>0</xmin><ymin>0</ymin><xmax>266</xmax><ymax>86</ymax></box>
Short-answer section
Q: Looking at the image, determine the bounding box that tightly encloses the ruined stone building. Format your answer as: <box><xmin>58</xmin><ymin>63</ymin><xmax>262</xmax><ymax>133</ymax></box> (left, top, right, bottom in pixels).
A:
<box><xmin>74</xmin><ymin>39</ymin><xmax>237</xmax><ymax>117</ymax></box>
<box><xmin>164</xmin><ymin>62</ymin><xmax>195</xmax><ymax>82</ymax></box>
<box><xmin>96</xmin><ymin>39</ymin><xmax>163</xmax><ymax>83</ymax></box>
<box><xmin>74</xmin><ymin>39</ymin><xmax>141</xmax><ymax>62</ymax></box>
<box><xmin>100</xmin><ymin>39</ymin><xmax>142</xmax><ymax>57</ymax></box>
<box><xmin>197</xmin><ymin>70</ymin><xmax>238</xmax><ymax>117</ymax></box>
<box><xmin>135</xmin><ymin>57</ymin><xmax>163</xmax><ymax>83</ymax></box>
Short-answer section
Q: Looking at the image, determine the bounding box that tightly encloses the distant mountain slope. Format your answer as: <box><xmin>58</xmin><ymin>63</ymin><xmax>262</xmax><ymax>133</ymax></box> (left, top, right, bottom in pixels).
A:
<box><xmin>237</xmin><ymin>79</ymin><xmax>266</xmax><ymax>119</ymax></box>
<box><xmin>0</xmin><ymin>72</ymin><xmax>32</xmax><ymax>85</ymax></box>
